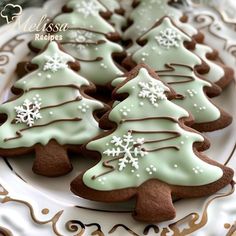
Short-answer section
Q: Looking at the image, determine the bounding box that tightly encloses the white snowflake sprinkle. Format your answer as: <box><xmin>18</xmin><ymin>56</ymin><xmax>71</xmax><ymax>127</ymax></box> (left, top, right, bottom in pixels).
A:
<box><xmin>43</xmin><ymin>55</ymin><xmax>68</xmax><ymax>73</ymax></box>
<box><xmin>155</xmin><ymin>28</ymin><xmax>181</xmax><ymax>49</ymax></box>
<box><xmin>103</xmin><ymin>131</ymin><xmax>148</xmax><ymax>171</ymax></box>
<box><xmin>75</xmin><ymin>0</ymin><xmax>100</xmax><ymax>18</ymax></box>
<box><xmin>14</xmin><ymin>96</ymin><xmax>42</xmax><ymax>127</ymax></box>
<box><xmin>138</xmin><ymin>81</ymin><xmax>167</xmax><ymax>107</ymax></box>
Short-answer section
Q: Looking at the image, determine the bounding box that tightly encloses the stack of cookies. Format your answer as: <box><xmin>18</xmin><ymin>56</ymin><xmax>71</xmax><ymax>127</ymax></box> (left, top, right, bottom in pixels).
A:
<box><xmin>0</xmin><ymin>0</ymin><xmax>234</xmax><ymax>223</ymax></box>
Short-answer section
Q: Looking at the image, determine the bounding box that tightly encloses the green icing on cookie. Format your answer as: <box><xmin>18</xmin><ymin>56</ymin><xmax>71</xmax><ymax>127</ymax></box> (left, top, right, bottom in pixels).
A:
<box><xmin>130</xmin><ymin>17</ymin><xmax>220</xmax><ymax>123</ymax></box>
<box><xmin>132</xmin><ymin>17</ymin><xmax>201</xmax><ymax>68</ymax></box>
<box><xmin>124</xmin><ymin>0</ymin><xmax>197</xmax><ymax>53</ymax></box>
<box><xmin>111</xmin><ymin>76</ymin><xmax>126</xmax><ymax>87</ymax></box>
<box><xmin>83</xmin><ymin>67</ymin><xmax>223</xmax><ymax>191</ymax></box>
<box><xmin>31</xmin><ymin>30</ymin><xmax>124</xmax><ymax>86</ymax></box>
<box><xmin>193</xmin><ymin>44</ymin><xmax>224</xmax><ymax>83</ymax></box>
<box><xmin>110</xmin><ymin>14</ymin><xmax>127</xmax><ymax>35</ymax></box>
<box><xmin>100</xmin><ymin>0</ymin><xmax>121</xmax><ymax>12</ymax></box>
<box><xmin>30</xmin><ymin>0</ymin><xmax>124</xmax><ymax>87</ymax></box>
<box><xmin>123</xmin><ymin>0</ymin><xmax>226</xmax><ymax>85</ymax></box>
<box><xmin>54</xmin><ymin>0</ymin><xmax>115</xmax><ymax>34</ymax></box>
<box><xmin>0</xmin><ymin>42</ymin><xmax>104</xmax><ymax>148</ymax></box>
<box><xmin>99</xmin><ymin>0</ymin><xmax>127</xmax><ymax>35</ymax></box>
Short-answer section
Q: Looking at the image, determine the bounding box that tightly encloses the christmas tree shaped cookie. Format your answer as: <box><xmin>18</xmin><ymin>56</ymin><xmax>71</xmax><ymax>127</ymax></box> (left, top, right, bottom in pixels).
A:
<box><xmin>0</xmin><ymin>42</ymin><xmax>105</xmax><ymax>177</ymax></box>
<box><xmin>71</xmin><ymin>64</ymin><xmax>234</xmax><ymax>222</ymax></box>
<box><xmin>99</xmin><ymin>0</ymin><xmax>126</xmax><ymax>35</ymax></box>
<box><xmin>56</xmin><ymin>0</ymin><xmax>119</xmax><ymax>39</ymax></box>
<box><xmin>122</xmin><ymin>17</ymin><xmax>232</xmax><ymax>132</ymax></box>
<box><xmin>123</xmin><ymin>0</ymin><xmax>234</xmax><ymax>89</ymax></box>
<box><xmin>30</xmin><ymin>29</ymin><xmax>125</xmax><ymax>87</ymax></box>
<box><xmin>123</xmin><ymin>0</ymin><xmax>202</xmax><ymax>53</ymax></box>
<box><xmin>192</xmin><ymin>44</ymin><xmax>234</xmax><ymax>90</ymax></box>
<box><xmin>29</xmin><ymin>0</ymin><xmax>125</xmax><ymax>88</ymax></box>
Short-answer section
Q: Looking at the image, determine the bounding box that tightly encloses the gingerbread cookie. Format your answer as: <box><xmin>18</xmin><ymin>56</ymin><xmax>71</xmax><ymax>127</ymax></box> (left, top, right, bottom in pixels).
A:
<box><xmin>0</xmin><ymin>41</ymin><xmax>106</xmax><ymax>177</ymax></box>
<box><xmin>122</xmin><ymin>0</ymin><xmax>234</xmax><ymax>91</ymax></box>
<box><xmin>30</xmin><ymin>29</ymin><xmax>125</xmax><ymax>88</ymax></box>
<box><xmin>192</xmin><ymin>44</ymin><xmax>234</xmax><ymax>91</ymax></box>
<box><xmin>123</xmin><ymin>0</ymin><xmax>204</xmax><ymax>53</ymax></box>
<box><xmin>122</xmin><ymin>17</ymin><xmax>232</xmax><ymax>132</ymax></box>
<box><xmin>71</xmin><ymin>64</ymin><xmax>234</xmax><ymax>223</ymax></box>
<box><xmin>29</xmin><ymin>1</ymin><xmax>126</xmax><ymax>89</ymax></box>
<box><xmin>59</xmin><ymin>0</ymin><xmax>120</xmax><ymax>40</ymax></box>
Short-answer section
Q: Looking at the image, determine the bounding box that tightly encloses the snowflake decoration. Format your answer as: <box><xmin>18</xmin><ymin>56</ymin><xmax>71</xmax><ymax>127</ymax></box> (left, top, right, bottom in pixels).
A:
<box><xmin>43</xmin><ymin>54</ymin><xmax>68</xmax><ymax>73</ymax></box>
<box><xmin>155</xmin><ymin>28</ymin><xmax>181</xmax><ymax>49</ymax></box>
<box><xmin>75</xmin><ymin>0</ymin><xmax>100</xmax><ymax>18</ymax></box>
<box><xmin>103</xmin><ymin>131</ymin><xmax>148</xmax><ymax>171</ymax></box>
<box><xmin>72</xmin><ymin>30</ymin><xmax>94</xmax><ymax>51</ymax></box>
<box><xmin>138</xmin><ymin>81</ymin><xmax>167</xmax><ymax>107</ymax></box>
<box><xmin>14</xmin><ymin>95</ymin><xmax>42</xmax><ymax>127</ymax></box>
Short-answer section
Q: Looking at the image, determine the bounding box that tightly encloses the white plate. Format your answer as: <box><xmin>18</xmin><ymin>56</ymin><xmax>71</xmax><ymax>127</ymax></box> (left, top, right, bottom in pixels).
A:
<box><xmin>0</xmin><ymin>1</ymin><xmax>236</xmax><ymax>235</ymax></box>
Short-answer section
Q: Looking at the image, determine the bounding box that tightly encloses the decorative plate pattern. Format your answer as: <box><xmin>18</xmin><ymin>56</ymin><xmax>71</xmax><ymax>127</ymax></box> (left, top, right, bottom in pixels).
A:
<box><xmin>184</xmin><ymin>0</ymin><xmax>236</xmax><ymax>66</ymax></box>
<box><xmin>0</xmin><ymin>0</ymin><xmax>235</xmax><ymax>235</ymax></box>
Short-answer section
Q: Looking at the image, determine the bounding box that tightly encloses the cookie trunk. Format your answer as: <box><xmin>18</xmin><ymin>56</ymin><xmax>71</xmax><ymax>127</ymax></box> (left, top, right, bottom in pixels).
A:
<box><xmin>133</xmin><ymin>179</ymin><xmax>176</xmax><ymax>222</ymax></box>
<box><xmin>33</xmin><ymin>140</ymin><xmax>72</xmax><ymax>177</ymax></box>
